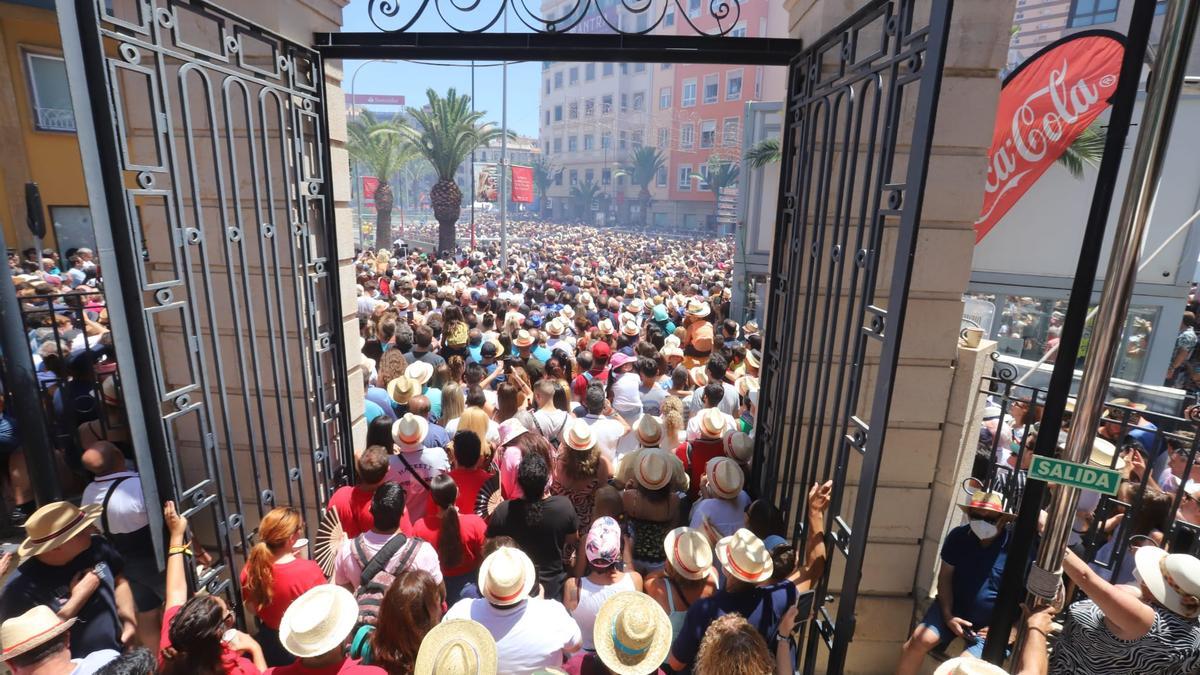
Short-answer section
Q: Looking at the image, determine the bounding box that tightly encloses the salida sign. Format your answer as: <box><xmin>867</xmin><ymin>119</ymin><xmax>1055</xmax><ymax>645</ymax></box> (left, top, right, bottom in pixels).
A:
<box><xmin>975</xmin><ymin>31</ymin><xmax>1125</xmax><ymax>243</ymax></box>
<box><xmin>1029</xmin><ymin>455</ymin><xmax>1121</xmax><ymax>495</ymax></box>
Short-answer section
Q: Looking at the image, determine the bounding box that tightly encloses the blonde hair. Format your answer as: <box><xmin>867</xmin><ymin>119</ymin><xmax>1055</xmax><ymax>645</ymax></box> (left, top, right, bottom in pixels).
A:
<box><xmin>694</xmin><ymin>613</ymin><xmax>773</xmax><ymax>675</ymax></box>
<box><xmin>457</xmin><ymin>407</ymin><xmax>493</xmax><ymax>461</ymax></box>
<box><xmin>660</xmin><ymin>396</ymin><xmax>686</xmax><ymax>448</ymax></box>
<box><xmin>440</xmin><ymin>382</ymin><xmax>465</xmax><ymax>426</ymax></box>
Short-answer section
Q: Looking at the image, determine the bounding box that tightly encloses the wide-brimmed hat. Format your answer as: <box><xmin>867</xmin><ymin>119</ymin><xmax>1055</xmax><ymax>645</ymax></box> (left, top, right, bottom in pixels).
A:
<box><xmin>745</xmin><ymin>350</ymin><xmax>762</xmax><ymax>369</ymax></box>
<box><xmin>1134</xmin><ymin>546</ymin><xmax>1200</xmax><ymax>619</ymax></box>
<box><xmin>635</xmin><ymin>415</ymin><xmax>663</xmax><ymax>447</ymax></box>
<box><xmin>392</xmin><ymin>413</ymin><xmax>430</xmax><ymax>451</ymax></box>
<box><xmin>662</xmin><ymin>345</ymin><xmax>684</xmax><ymax>361</ymax></box>
<box><xmin>514</xmin><ymin>330</ymin><xmax>535</xmax><ymax>348</ymax></box>
<box><xmin>629</xmin><ymin>299</ymin><xmax>645</xmax><ymax>314</ymax></box>
<box><xmin>663</xmin><ymin>527</ymin><xmax>713</xmax><ymax>580</ymax></box>
<box><xmin>636</xmin><ymin>451</ymin><xmax>672</xmax><ymax>491</ymax></box>
<box><xmin>478</xmin><ymin>546</ymin><xmax>536</xmax><ymax>606</ymax></box>
<box><xmin>560</xmin><ymin>306</ymin><xmax>576</xmax><ymax>320</ymax></box>
<box><xmin>663</xmin><ymin>335</ymin><xmax>682</xmax><ymax>349</ymax></box>
<box><xmin>689</xmin><ymin>366</ymin><xmax>710</xmax><ymax>388</ymax></box>
<box><xmin>562</xmin><ymin>419</ymin><xmax>597</xmax><ymax>452</ymax></box>
<box><xmin>610</xmin><ymin>352</ymin><xmax>635</xmax><ymax>371</ymax></box>
<box><xmin>593</xmin><ymin>592</ymin><xmax>672</xmax><ymax>675</ymax></box>
<box><xmin>393</xmin><ymin>296</ymin><xmax>411</xmax><ymax>310</ymax></box>
<box><xmin>724</xmin><ymin>431</ymin><xmax>753</xmax><ymax>464</ymax></box>
<box><xmin>685</xmin><ymin>298</ymin><xmax>711</xmax><ymax>317</ymax></box>
<box><xmin>546</xmin><ymin>319</ymin><xmax>565</xmax><ymax>336</ymax></box>
<box><xmin>933</xmin><ymin>657</ymin><xmax>1010</xmax><ymax>675</ymax></box>
<box><xmin>1088</xmin><ymin>437</ymin><xmax>1125</xmax><ymax>470</ymax></box>
<box><xmin>597</xmin><ymin>319</ymin><xmax>615</xmax><ymax>335</ymax></box>
<box><xmin>744</xmin><ymin>320</ymin><xmax>760</xmax><ymax>336</ymax></box>
<box><xmin>621</xmin><ymin>321</ymin><xmax>640</xmax><ymax>338</ymax></box>
<box><xmin>0</xmin><ymin>606</ymin><xmax>75</xmax><ymax>662</ymax></box>
<box><xmin>1107</xmin><ymin>397</ymin><xmax>1148</xmax><ymax>412</ymax></box>
<box><xmin>414</xmin><ymin>620</ymin><xmax>498</xmax><ymax>675</ymax></box>
<box><xmin>497</xmin><ymin>418</ymin><xmax>529</xmax><ymax>447</ymax></box>
<box><xmin>18</xmin><ymin>501</ymin><xmax>101</xmax><ymax>558</ymax></box>
<box><xmin>279</xmin><ymin>585</ymin><xmax>358</xmax><ymax>659</ymax></box>
<box><xmin>957</xmin><ymin>490</ymin><xmax>1010</xmax><ymax>516</ymax></box>
<box><xmin>698</xmin><ymin>408</ymin><xmax>729</xmax><ymax>440</ymax></box>
<box><xmin>585</xmin><ymin>516</ymin><xmax>623</xmax><ymax>568</ymax></box>
<box><xmin>405</xmin><ymin>361</ymin><xmax>434</xmax><ymax>386</ymax></box>
<box><xmin>715</xmin><ymin>528</ymin><xmax>773</xmax><ymax>584</ymax></box>
<box><xmin>707</xmin><ymin>457</ymin><xmax>744</xmax><ymax>500</ymax></box>
<box><xmin>736</xmin><ymin>376</ymin><xmax>759</xmax><ymax>399</ymax></box>
<box><xmin>387</xmin><ymin>376</ymin><xmax>421</xmax><ymax>406</ymax></box>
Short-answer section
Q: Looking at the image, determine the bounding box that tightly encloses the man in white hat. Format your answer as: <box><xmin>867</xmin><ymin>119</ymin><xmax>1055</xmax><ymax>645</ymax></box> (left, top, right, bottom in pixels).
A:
<box><xmin>444</xmin><ymin>547</ymin><xmax>582</xmax><ymax>672</ymax></box>
<box><xmin>0</xmin><ymin>605</ymin><xmax>118</xmax><ymax>674</ymax></box>
<box><xmin>387</xmin><ymin>412</ymin><xmax>450</xmax><ymax>521</ymax></box>
<box><xmin>690</xmin><ymin>458</ymin><xmax>750</xmax><ymax>541</ymax></box>
<box><xmin>268</xmin><ymin>585</ymin><xmax>385</xmax><ymax>673</ymax></box>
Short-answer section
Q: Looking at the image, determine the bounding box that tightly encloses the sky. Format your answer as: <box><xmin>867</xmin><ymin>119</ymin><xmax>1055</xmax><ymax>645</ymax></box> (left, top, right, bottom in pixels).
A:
<box><xmin>341</xmin><ymin>1</ymin><xmax>542</xmax><ymax>137</ymax></box>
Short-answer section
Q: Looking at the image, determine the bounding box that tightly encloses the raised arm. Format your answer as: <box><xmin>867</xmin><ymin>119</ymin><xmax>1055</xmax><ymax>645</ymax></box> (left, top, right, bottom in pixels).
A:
<box><xmin>163</xmin><ymin>501</ymin><xmax>190</xmax><ymax>610</ymax></box>
<box><xmin>1062</xmin><ymin>548</ymin><xmax>1154</xmax><ymax>639</ymax></box>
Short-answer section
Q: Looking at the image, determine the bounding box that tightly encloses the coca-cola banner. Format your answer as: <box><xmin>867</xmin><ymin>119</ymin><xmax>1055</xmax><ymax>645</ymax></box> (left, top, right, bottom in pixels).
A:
<box><xmin>975</xmin><ymin>31</ymin><xmax>1125</xmax><ymax>244</ymax></box>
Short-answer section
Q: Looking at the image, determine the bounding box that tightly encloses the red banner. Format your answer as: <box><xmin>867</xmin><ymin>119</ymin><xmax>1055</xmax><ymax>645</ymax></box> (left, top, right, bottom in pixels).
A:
<box><xmin>362</xmin><ymin>176</ymin><xmax>380</xmax><ymax>208</ymax></box>
<box><xmin>975</xmin><ymin>31</ymin><xmax>1125</xmax><ymax>244</ymax></box>
<box><xmin>510</xmin><ymin>165</ymin><xmax>534</xmax><ymax>203</ymax></box>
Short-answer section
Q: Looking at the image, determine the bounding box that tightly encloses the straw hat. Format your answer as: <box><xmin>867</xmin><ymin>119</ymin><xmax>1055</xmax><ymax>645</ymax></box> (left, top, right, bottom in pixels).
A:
<box><xmin>393</xmin><ymin>296</ymin><xmax>410</xmax><ymax>310</ymax></box>
<box><xmin>387</xmin><ymin>376</ymin><xmax>421</xmax><ymax>406</ymax></box>
<box><xmin>1108</xmin><ymin>397</ymin><xmax>1148</xmax><ymax>412</ymax></box>
<box><xmin>560</xmin><ymin>306</ymin><xmax>576</xmax><ymax>320</ymax></box>
<box><xmin>635</xmin><ymin>415</ymin><xmax>663</xmax><ymax>447</ymax></box>
<box><xmin>707</xmin><ymin>457</ymin><xmax>744</xmax><ymax>500</ymax></box>
<box><xmin>689</xmin><ymin>366</ymin><xmax>710</xmax><ymax>388</ymax></box>
<box><xmin>597</xmin><ymin>319</ymin><xmax>616</xmax><ymax>335</ymax></box>
<box><xmin>933</xmin><ymin>657</ymin><xmax>1010</xmax><ymax>675</ymax></box>
<box><xmin>514</xmin><ymin>330</ymin><xmax>535</xmax><ymax>348</ymax></box>
<box><xmin>685</xmin><ymin>298</ymin><xmax>710</xmax><ymax>317</ymax></box>
<box><xmin>392</xmin><ymin>413</ymin><xmax>429</xmax><ymax>451</ymax></box>
<box><xmin>18</xmin><ymin>502</ymin><xmax>101</xmax><ymax>557</ymax></box>
<box><xmin>663</xmin><ymin>335</ymin><xmax>682</xmax><ymax>349</ymax></box>
<box><xmin>621</xmin><ymin>321</ymin><xmax>640</xmax><ymax>338</ymax></box>
<box><xmin>497</xmin><ymin>418</ymin><xmax>529</xmax><ymax>447</ymax></box>
<box><xmin>0</xmin><ymin>606</ymin><xmax>75</xmax><ymax>662</ymax></box>
<box><xmin>715</xmin><ymin>529</ymin><xmax>774</xmax><ymax>584</ymax></box>
<box><xmin>546</xmin><ymin>318</ymin><xmax>565</xmax><ymax>337</ymax></box>
<box><xmin>562</xmin><ymin>419</ymin><xmax>597</xmax><ymax>452</ymax></box>
<box><xmin>663</xmin><ymin>527</ymin><xmax>714</xmax><ymax>580</ymax></box>
<box><xmin>745</xmin><ymin>350</ymin><xmax>761</xmax><ymax>369</ymax></box>
<box><xmin>478</xmin><ymin>546</ymin><xmax>536</xmax><ymax>606</ymax></box>
<box><xmin>636</xmin><ymin>452</ymin><xmax>672</xmax><ymax>491</ymax></box>
<box><xmin>629</xmin><ymin>298</ymin><xmax>645</xmax><ymax>314</ymax></box>
<box><xmin>662</xmin><ymin>345</ymin><xmax>684</xmax><ymax>361</ymax></box>
<box><xmin>593</xmin><ymin>592</ymin><xmax>672</xmax><ymax>675</ymax></box>
<box><xmin>698</xmin><ymin>408</ymin><xmax>730</xmax><ymax>440</ymax></box>
<box><xmin>1133</xmin><ymin>546</ymin><xmax>1200</xmax><ymax>619</ymax></box>
<box><xmin>724</xmin><ymin>431</ymin><xmax>754</xmax><ymax>464</ymax></box>
<box><xmin>279</xmin><ymin>585</ymin><xmax>358</xmax><ymax>659</ymax></box>
<box><xmin>405</xmin><ymin>361</ymin><xmax>434</xmax><ymax>386</ymax></box>
<box><xmin>414</xmin><ymin>620</ymin><xmax>498</xmax><ymax>675</ymax></box>
<box><xmin>1088</xmin><ymin>437</ymin><xmax>1125</xmax><ymax>471</ymax></box>
<box><xmin>957</xmin><ymin>490</ymin><xmax>1010</xmax><ymax>516</ymax></box>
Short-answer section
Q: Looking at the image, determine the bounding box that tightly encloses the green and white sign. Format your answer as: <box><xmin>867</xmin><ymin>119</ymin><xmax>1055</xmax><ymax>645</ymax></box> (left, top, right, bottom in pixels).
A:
<box><xmin>1028</xmin><ymin>456</ymin><xmax>1121</xmax><ymax>495</ymax></box>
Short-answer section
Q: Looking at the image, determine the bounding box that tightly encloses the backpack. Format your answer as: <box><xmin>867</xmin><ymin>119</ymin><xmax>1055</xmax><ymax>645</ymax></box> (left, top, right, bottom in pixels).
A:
<box><xmin>352</xmin><ymin>533</ymin><xmax>424</xmax><ymax>626</ymax></box>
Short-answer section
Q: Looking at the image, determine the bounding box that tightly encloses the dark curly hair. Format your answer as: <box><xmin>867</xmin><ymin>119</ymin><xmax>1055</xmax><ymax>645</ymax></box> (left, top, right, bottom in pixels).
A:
<box><xmin>160</xmin><ymin>595</ymin><xmax>228</xmax><ymax>675</ymax></box>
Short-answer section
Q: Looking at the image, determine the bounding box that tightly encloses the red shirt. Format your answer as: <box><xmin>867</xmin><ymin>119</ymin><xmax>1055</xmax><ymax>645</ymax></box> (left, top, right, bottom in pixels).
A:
<box><xmin>676</xmin><ymin>438</ymin><xmax>725</xmax><ymax>501</ymax></box>
<box><xmin>409</xmin><ymin>511</ymin><xmax>488</xmax><ymax>578</ymax></box>
<box><xmin>264</xmin><ymin>658</ymin><xmax>385</xmax><ymax>674</ymax></box>
<box><xmin>447</xmin><ymin>467</ymin><xmax>493</xmax><ymax>513</ymax></box>
<box><xmin>327</xmin><ymin>485</ymin><xmax>413</xmax><ymax>539</ymax></box>
<box><xmin>160</xmin><ymin>604</ymin><xmax>261</xmax><ymax>674</ymax></box>
<box><xmin>239</xmin><ymin>558</ymin><xmax>327</xmax><ymax>629</ymax></box>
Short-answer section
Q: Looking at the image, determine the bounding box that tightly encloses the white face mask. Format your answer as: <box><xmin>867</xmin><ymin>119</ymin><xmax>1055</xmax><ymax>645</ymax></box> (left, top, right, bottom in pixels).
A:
<box><xmin>969</xmin><ymin>518</ymin><xmax>999</xmax><ymax>540</ymax></box>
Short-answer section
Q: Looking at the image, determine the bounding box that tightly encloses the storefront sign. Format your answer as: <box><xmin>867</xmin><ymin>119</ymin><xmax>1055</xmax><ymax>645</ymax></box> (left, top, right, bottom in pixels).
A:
<box><xmin>1029</xmin><ymin>455</ymin><xmax>1120</xmax><ymax>495</ymax></box>
<box><xmin>975</xmin><ymin>31</ymin><xmax>1125</xmax><ymax>243</ymax></box>
<box><xmin>510</xmin><ymin>165</ymin><xmax>534</xmax><ymax>203</ymax></box>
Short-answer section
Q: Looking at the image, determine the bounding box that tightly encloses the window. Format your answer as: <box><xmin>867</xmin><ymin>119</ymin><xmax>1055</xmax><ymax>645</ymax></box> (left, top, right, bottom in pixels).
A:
<box><xmin>585</xmin><ymin>168</ymin><xmax>595</xmax><ymax>183</ymax></box>
<box><xmin>617</xmin><ymin>175</ymin><xmax>625</xmax><ymax>186</ymax></box>
<box><xmin>585</xmin><ymin>63</ymin><xmax>596</xmax><ymax>81</ymax></box>
<box><xmin>621</xmin><ymin>93</ymin><xmax>628</xmax><ymax>112</ymax></box>
<box><xmin>631</xmin><ymin>130</ymin><xmax>643</xmax><ymax>149</ymax></box>
<box><xmin>632</xmin><ymin>92</ymin><xmax>644</xmax><ymax>111</ymax></box>
<box><xmin>545</xmin><ymin>78</ymin><xmax>551</xmax><ymax>94</ymax></box>
<box><xmin>584</xmin><ymin>134</ymin><xmax>595</xmax><ymax>150</ymax></box>
<box><xmin>723</xmin><ymin>117</ymin><xmax>739</xmax><ymax>146</ymax></box>
<box><xmin>544</xmin><ymin>110</ymin><xmax>550</xmax><ymax>126</ymax></box>
<box><xmin>601</xmin><ymin>131</ymin><xmax>612</xmax><ymax>149</ymax></box>
<box><xmin>657</xmin><ymin>128</ymin><xmax>670</xmax><ymax>149</ymax></box>
<box><xmin>554</xmin><ymin>71</ymin><xmax>563</xmax><ymax>89</ymax></box>
<box><xmin>602</xmin><ymin>95</ymin><xmax>613</xmax><ymax>113</ymax></box>
<box><xmin>755</xmin><ymin>66</ymin><xmax>763</xmax><ymax>99</ymax></box>
<box><xmin>544</xmin><ymin>142</ymin><xmax>550</xmax><ymax>154</ymax></box>
<box><xmin>1068</xmin><ymin>0</ymin><xmax>1119</xmax><ymax>27</ymax></box>
<box><xmin>602</xmin><ymin>168</ymin><xmax>612</xmax><ymax>185</ymax></box>
<box><xmin>569</xmin><ymin>101</ymin><xmax>579</xmax><ymax>119</ymax></box>
<box><xmin>553</xmin><ymin>138</ymin><xmax>562</xmax><ymax>152</ymax></box>
<box><xmin>726</xmin><ymin>69</ymin><xmax>743</xmax><ymax>100</ymax></box>
<box><xmin>555</xmin><ymin>172</ymin><xmax>563</xmax><ymax>186</ymax></box>
<box><xmin>700</xmin><ymin>120</ymin><xmax>716</xmax><ymax>148</ymax></box>
<box><xmin>703</xmin><ymin>74</ymin><xmax>719</xmax><ymax>104</ymax></box>
<box><xmin>680</xmin><ymin>123</ymin><xmax>694</xmax><ymax>149</ymax></box>
<box><xmin>688</xmin><ymin>0</ymin><xmax>700</xmax><ymax>18</ymax></box>
<box><xmin>621</xmin><ymin>63</ymin><xmax>629</xmax><ymax>74</ymax></box>
<box><xmin>569</xmin><ymin>169</ymin><xmax>578</xmax><ymax>185</ymax></box>
<box><xmin>603</xmin><ymin>62</ymin><xmax>614</xmax><ymax>76</ymax></box>
<box><xmin>568</xmin><ymin>136</ymin><xmax>578</xmax><ymax>152</ymax></box>
<box><xmin>682</xmin><ymin>79</ymin><xmax>697</xmax><ymax>107</ymax></box>
<box><xmin>584</xmin><ymin>98</ymin><xmax>595</xmax><ymax>117</ymax></box>
<box><xmin>659</xmin><ymin>86</ymin><xmax>672</xmax><ymax>109</ymax></box>
<box><xmin>656</xmin><ymin>166</ymin><xmax>668</xmax><ymax>187</ymax></box>
<box><xmin>678</xmin><ymin>165</ymin><xmax>692</xmax><ymax>190</ymax></box>
<box><xmin>619</xmin><ymin>131</ymin><xmax>627</xmax><ymax>150</ymax></box>
<box><xmin>24</xmin><ymin>53</ymin><xmax>74</xmax><ymax>132</ymax></box>
<box><xmin>569</xmin><ymin>66</ymin><xmax>579</xmax><ymax>84</ymax></box>
<box><xmin>665</xmin><ymin>6</ymin><xmax>676</xmax><ymax>26</ymax></box>
<box><xmin>634</xmin><ymin>62</ymin><xmax>645</xmax><ymax>73</ymax></box>
<box><xmin>730</xmin><ymin>24</ymin><xmax>747</xmax><ymax>37</ymax></box>
<box><xmin>662</xmin><ymin>63</ymin><xmax>671</xmax><ymax>70</ymax></box>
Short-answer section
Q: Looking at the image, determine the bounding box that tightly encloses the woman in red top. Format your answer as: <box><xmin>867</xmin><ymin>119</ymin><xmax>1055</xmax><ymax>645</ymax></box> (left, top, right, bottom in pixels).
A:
<box><xmin>447</xmin><ymin>430</ymin><xmax>493</xmax><ymax>513</ymax></box>
<box><xmin>240</xmin><ymin>507</ymin><xmax>327</xmax><ymax>667</ymax></box>
<box><xmin>160</xmin><ymin>501</ymin><xmax>265</xmax><ymax>675</ymax></box>
<box><xmin>410</xmin><ymin>474</ymin><xmax>487</xmax><ymax>603</ymax></box>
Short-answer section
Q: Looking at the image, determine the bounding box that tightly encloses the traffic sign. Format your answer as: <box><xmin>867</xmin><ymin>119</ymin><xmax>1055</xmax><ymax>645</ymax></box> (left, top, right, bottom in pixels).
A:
<box><xmin>1028</xmin><ymin>455</ymin><xmax>1120</xmax><ymax>495</ymax></box>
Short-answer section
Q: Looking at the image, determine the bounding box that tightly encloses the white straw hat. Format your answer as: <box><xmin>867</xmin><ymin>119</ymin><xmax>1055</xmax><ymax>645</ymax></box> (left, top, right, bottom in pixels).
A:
<box><xmin>414</xmin><ymin>620</ymin><xmax>498</xmax><ymax>675</ymax></box>
<box><xmin>0</xmin><ymin>606</ymin><xmax>75</xmax><ymax>662</ymax></box>
<box><xmin>593</xmin><ymin>592</ymin><xmax>672</xmax><ymax>675</ymax></box>
<box><xmin>405</xmin><ymin>361</ymin><xmax>434</xmax><ymax>386</ymax></box>
<box><xmin>279</xmin><ymin>585</ymin><xmax>359</xmax><ymax>659</ymax></box>
<box><xmin>392</xmin><ymin>412</ymin><xmax>430</xmax><ymax>451</ymax></box>
<box><xmin>562</xmin><ymin>418</ymin><xmax>597</xmax><ymax>452</ymax></box>
<box><xmin>636</xmin><ymin>451</ymin><xmax>672</xmax><ymax>491</ymax></box>
<box><xmin>1133</xmin><ymin>546</ymin><xmax>1200</xmax><ymax>619</ymax></box>
<box><xmin>478</xmin><ymin>546</ymin><xmax>536</xmax><ymax>606</ymax></box>
<box><xmin>933</xmin><ymin>657</ymin><xmax>1010</xmax><ymax>675</ymax></box>
<box><xmin>715</xmin><ymin>528</ymin><xmax>773</xmax><ymax>584</ymax></box>
<box><xmin>663</xmin><ymin>527</ymin><xmax>713</xmax><ymax>581</ymax></box>
<box><xmin>698</xmin><ymin>408</ymin><xmax>729</xmax><ymax>440</ymax></box>
<box><xmin>634</xmin><ymin>415</ymin><xmax>663</xmax><ymax>447</ymax></box>
<box><xmin>724</xmin><ymin>431</ymin><xmax>754</xmax><ymax>463</ymax></box>
<box><xmin>706</xmin><ymin>457</ymin><xmax>744</xmax><ymax>500</ymax></box>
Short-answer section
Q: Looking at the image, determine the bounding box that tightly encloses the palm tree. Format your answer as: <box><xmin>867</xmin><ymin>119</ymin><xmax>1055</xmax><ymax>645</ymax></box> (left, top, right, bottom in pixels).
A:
<box><xmin>614</xmin><ymin>146</ymin><xmax>667</xmax><ymax>227</ymax></box>
<box><xmin>532</xmin><ymin>157</ymin><xmax>558</xmax><ymax>217</ymax></box>
<box><xmin>692</xmin><ymin>156</ymin><xmax>740</xmax><ymax>230</ymax></box>
<box><xmin>744</xmin><ymin>138</ymin><xmax>780</xmax><ymax>169</ymax></box>
<box><xmin>347</xmin><ymin>110</ymin><xmax>416</xmax><ymax>250</ymax></box>
<box><xmin>392</xmin><ymin>88</ymin><xmax>508</xmax><ymax>254</ymax></box>
<box><xmin>569</xmin><ymin>180</ymin><xmax>605</xmax><ymax>220</ymax></box>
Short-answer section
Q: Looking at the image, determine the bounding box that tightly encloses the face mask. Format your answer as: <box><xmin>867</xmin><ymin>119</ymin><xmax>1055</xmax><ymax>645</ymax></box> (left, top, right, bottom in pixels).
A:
<box><xmin>970</xmin><ymin>518</ymin><xmax>998</xmax><ymax>540</ymax></box>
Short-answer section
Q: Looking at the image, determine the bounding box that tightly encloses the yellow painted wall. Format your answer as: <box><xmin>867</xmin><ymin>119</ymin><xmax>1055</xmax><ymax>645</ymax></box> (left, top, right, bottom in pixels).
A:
<box><xmin>0</xmin><ymin>3</ymin><xmax>87</xmax><ymax>253</ymax></box>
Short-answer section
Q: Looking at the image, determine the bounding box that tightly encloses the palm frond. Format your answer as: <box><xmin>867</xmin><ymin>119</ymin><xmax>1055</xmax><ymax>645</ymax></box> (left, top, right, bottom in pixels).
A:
<box><xmin>1055</xmin><ymin>122</ymin><xmax>1106</xmax><ymax>180</ymax></box>
<box><xmin>744</xmin><ymin>138</ymin><xmax>781</xmax><ymax>169</ymax></box>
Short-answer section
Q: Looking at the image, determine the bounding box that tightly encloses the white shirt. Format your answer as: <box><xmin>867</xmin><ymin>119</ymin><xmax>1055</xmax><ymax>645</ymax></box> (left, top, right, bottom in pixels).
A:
<box><xmin>583</xmin><ymin>415</ymin><xmax>626</xmax><ymax>463</ymax></box>
<box><xmin>685</xmin><ymin>410</ymin><xmax>739</xmax><ymax>442</ymax></box>
<box><xmin>71</xmin><ymin>649</ymin><xmax>119</xmax><ymax>674</ymax></box>
<box><xmin>546</xmin><ymin>337</ymin><xmax>575</xmax><ymax>357</ymax></box>
<box><xmin>444</xmin><ymin>597</ymin><xmax>581</xmax><ymax>674</ymax></box>
<box><xmin>611</xmin><ymin>372</ymin><xmax>642</xmax><ymax>416</ymax></box>
<box><xmin>689</xmin><ymin>492</ymin><xmax>751</xmax><ymax>539</ymax></box>
<box><xmin>81</xmin><ymin>471</ymin><xmax>148</xmax><ymax>534</ymax></box>
<box><xmin>332</xmin><ymin>530</ymin><xmax>443</xmax><ymax>588</ymax></box>
<box><xmin>387</xmin><ymin>448</ymin><xmax>451</xmax><ymax>521</ymax></box>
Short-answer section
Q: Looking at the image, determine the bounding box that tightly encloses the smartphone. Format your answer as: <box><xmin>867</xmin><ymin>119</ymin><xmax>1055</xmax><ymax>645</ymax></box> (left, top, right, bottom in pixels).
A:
<box><xmin>0</xmin><ymin>542</ymin><xmax>17</xmax><ymax>556</ymax></box>
<box><xmin>794</xmin><ymin>589</ymin><xmax>817</xmax><ymax>623</ymax></box>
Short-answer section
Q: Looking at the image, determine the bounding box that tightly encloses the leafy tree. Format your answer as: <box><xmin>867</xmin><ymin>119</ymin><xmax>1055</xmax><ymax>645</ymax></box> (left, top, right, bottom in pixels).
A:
<box><xmin>692</xmin><ymin>156</ymin><xmax>740</xmax><ymax>228</ymax></box>
<box><xmin>532</xmin><ymin>157</ymin><xmax>558</xmax><ymax>216</ymax></box>
<box><xmin>614</xmin><ymin>146</ymin><xmax>667</xmax><ymax>227</ymax></box>
<box><xmin>569</xmin><ymin>180</ymin><xmax>605</xmax><ymax>220</ymax></box>
<box><xmin>346</xmin><ymin>110</ymin><xmax>416</xmax><ymax>250</ymax></box>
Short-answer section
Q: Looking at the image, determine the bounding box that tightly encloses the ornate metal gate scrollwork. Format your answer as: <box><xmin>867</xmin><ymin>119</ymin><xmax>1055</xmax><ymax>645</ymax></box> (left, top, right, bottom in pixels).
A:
<box><xmin>751</xmin><ymin>0</ymin><xmax>953</xmax><ymax>670</ymax></box>
<box><xmin>76</xmin><ymin>0</ymin><xmax>350</xmax><ymax>614</ymax></box>
<box><xmin>368</xmin><ymin>0</ymin><xmax>741</xmax><ymax>35</ymax></box>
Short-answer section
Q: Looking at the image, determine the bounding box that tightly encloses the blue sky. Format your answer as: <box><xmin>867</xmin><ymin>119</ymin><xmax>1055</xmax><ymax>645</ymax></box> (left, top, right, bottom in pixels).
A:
<box><xmin>341</xmin><ymin>1</ymin><xmax>541</xmax><ymax>137</ymax></box>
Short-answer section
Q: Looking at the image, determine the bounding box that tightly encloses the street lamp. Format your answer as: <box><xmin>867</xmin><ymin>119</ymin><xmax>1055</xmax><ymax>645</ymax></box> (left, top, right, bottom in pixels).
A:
<box><xmin>349</xmin><ymin>59</ymin><xmax>397</xmax><ymax>247</ymax></box>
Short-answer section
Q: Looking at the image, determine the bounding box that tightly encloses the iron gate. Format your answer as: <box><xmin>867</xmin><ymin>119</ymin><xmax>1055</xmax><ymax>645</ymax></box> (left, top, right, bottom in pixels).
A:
<box><xmin>751</xmin><ymin>0</ymin><xmax>953</xmax><ymax>671</ymax></box>
<box><xmin>74</xmin><ymin>0</ymin><xmax>351</xmax><ymax>613</ymax></box>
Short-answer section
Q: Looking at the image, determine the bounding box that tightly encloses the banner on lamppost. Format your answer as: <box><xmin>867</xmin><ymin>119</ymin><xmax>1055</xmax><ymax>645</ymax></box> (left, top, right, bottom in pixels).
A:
<box><xmin>510</xmin><ymin>165</ymin><xmax>534</xmax><ymax>203</ymax></box>
<box><xmin>974</xmin><ymin>31</ymin><xmax>1125</xmax><ymax>244</ymax></box>
<box><xmin>474</xmin><ymin>163</ymin><xmax>499</xmax><ymax>202</ymax></box>
<box><xmin>361</xmin><ymin>175</ymin><xmax>380</xmax><ymax>208</ymax></box>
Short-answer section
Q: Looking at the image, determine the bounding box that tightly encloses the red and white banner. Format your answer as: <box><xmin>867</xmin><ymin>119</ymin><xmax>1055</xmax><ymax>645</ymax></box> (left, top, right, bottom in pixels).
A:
<box><xmin>975</xmin><ymin>31</ymin><xmax>1125</xmax><ymax>244</ymax></box>
<box><xmin>361</xmin><ymin>176</ymin><xmax>380</xmax><ymax>208</ymax></box>
<box><xmin>510</xmin><ymin>165</ymin><xmax>534</xmax><ymax>203</ymax></box>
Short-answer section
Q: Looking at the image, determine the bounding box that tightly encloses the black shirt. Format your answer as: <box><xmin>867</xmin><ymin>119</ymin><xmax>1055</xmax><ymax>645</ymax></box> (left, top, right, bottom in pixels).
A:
<box><xmin>0</xmin><ymin>535</ymin><xmax>125</xmax><ymax>657</ymax></box>
<box><xmin>486</xmin><ymin>496</ymin><xmax>578</xmax><ymax>601</ymax></box>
